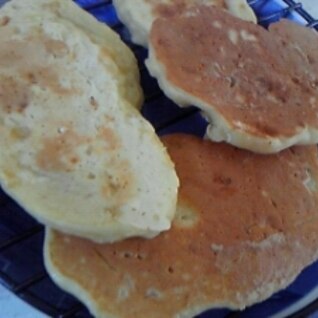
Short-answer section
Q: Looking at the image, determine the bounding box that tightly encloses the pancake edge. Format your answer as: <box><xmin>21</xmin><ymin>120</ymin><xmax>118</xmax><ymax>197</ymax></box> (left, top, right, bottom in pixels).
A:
<box><xmin>44</xmin><ymin>228</ymin><xmax>113</xmax><ymax>318</ymax></box>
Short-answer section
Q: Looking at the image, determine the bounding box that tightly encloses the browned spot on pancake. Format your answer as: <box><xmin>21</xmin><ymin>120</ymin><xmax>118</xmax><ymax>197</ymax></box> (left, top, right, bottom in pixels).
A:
<box><xmin>239</xmin><ymin>3</ymin><xmax>245</xmax><ymax>10</ymax></box>
<box><xmin>107</xmin><ymin>207</ymin><xmax>120</xmax><ymax>220</ymax></box>
<box><xmin>104</xmin><ymin>115</ymin><xmax>115</xmax><ymax>122</ymax></box>
<box><xmin>102</xmin><ymin>159</ymin><xmax>135</xmax><ymax>208</ymax></box>
<box><xmin>100</xmin><ymin>48</ymin><xmax>111</xmax><ymax>60</ymax></box>
<box><xmin>150</xmin><ymin>6</ymin><xmax>318</xmax><ymax>138</ymax></box>
<box><xmin>0</xmin><ymin>76</ymin><xmax>29</xmax><ymax>113</ymax></box>
<box><xmin>47</xmin><ymin>134</ymin><xmax>318</xmax><ymax>317</ymax></box>
<box><xmin>42</xmin><ymin>1</ymin><xmax>60</xmax><ymax>12</ymax></box>
<box><xmin>0</xmin><ymin>43</ymin><xmax>22</xmax><ymax>67</ymax></box>
<box><xmin>25</xmin><ymin>72</ymin><xmax>37</xmax><ymax>84</ymax></box>
<box><xmin>10</xmin><ymin>126</ymin><xmax>31</xmax><ymax>141</ymax></box>
<box><xmin>22</xmin><ymin>66</ymin><xmax>76</xmax><ymax>96</ymax></box>
<box><xmin>37</xmin><ymin>130</ymin><xmax>86</xmax><ymax>172</ymax></box>
<box><xmin>0</xmin><ymin>16</ymin><xmax>10</xmax><ymax>26</ymax></box>
<box><xmin>98</xmin><ymin>127</ymin><xmax>120</xmax><ymax>151</ymax></box>
<box><xmin>43</xmin><ymin>38</ymin><xmax>69</xmax><ymax>58</ymax></box>
<box><xmin>70</xmin><ymin>157</ymin><xmax>80</xmax><ymax>165</ymax></box>
<box><xmin>0</xmin><ymin>31</ymin><xmax>76</xmax><ymax>96</ymax></box>
<box><xmin>2</xmin><ymin>167</ymin><xmax>19</xmax><ymax>188</ymax></box>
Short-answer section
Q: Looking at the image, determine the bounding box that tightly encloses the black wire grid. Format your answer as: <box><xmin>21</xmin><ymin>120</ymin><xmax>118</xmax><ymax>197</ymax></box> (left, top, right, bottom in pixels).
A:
<box><xmin>0</xmin><ymin>0</ymin><xmax>318</xmax><ymax>317</ymax></box>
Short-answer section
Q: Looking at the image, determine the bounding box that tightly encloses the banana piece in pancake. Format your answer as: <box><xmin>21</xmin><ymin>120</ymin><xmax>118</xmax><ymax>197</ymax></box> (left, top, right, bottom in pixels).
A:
<box><xmin>45</xmin><ymin>134</ymin><xmax>318</xmax><ymax>318</ymax></box>
<box><xmin>0</xmin><ymin>0</ymin><xmax>178</xmax><ymax>242</ymax></box>
<box><xmin>147</xmin><ymin>6</ymin><xmax>318</xmax><ymax>153</ymax></box>
<box><xmin>113</xmin><ymin>0</ymin><xmax>256</xmax><ymax>47</ymax></box>
<box><xmin>1</xmin><ymin>0</ymin><xmax>143</xmax><ymax>109</ymax></box>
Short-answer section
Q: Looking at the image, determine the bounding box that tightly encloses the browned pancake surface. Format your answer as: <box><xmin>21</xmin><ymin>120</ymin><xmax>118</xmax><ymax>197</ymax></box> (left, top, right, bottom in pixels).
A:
<box><xmin>47</xmin><ymin>135</ymin><xmax>318</xmax><ymax>317</ymax></box>
<box><xmin>149</xmin><ymin>6</ymin><xmax>318</xmax><ymax>139</ymax></box>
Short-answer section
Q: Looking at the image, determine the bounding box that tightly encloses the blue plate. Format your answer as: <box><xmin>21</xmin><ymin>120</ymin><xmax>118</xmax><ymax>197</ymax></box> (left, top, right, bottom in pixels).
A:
<box><xmin>0</xmin><ymin>0</ymin><xmax>318</xmax><ymax>317</ymax></box>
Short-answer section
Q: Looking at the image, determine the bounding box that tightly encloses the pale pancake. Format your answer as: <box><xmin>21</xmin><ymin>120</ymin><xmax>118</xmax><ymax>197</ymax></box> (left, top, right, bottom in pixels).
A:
<box><xmin>45</xmin><ymin>134</ymin><xmax>318</xmax><ymax>317</ymax></box>
<box><xmin>113</xmin><ymin>0</ymin><xmax>256</xmax><ymax>47</ymax></box>
<box><xmin>1</xmin><ymin>0</ymin><xmax>143</xmax><ymax>108</ymax></box>
<box><xmin>0</xmin><ymin>0</ymin><xmax>178</xmax><ymax>242</ymax></box>
<box><xmin>146</xmin><ymin>6</ymin><xmax>318</xmax><ymax>153</ymax></box>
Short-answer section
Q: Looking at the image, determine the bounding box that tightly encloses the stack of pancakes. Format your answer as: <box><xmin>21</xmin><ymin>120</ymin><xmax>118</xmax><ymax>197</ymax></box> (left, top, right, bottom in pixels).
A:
<box><xmin>1</xmin><ymin>0</ymin><xmax>318</xmax><ymax>317</ymax></box>
<box><xmin>0</xmin><ymin>0</ymin><xmax>179</xmax><ymax>243</ymax></box>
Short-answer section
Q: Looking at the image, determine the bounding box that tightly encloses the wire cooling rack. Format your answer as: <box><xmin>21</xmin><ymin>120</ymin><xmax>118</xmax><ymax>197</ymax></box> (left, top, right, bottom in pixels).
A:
<box><xmin>0</xmin><ymin>0</ymin><xmax>318</xmax><ymax>317</ymax></box>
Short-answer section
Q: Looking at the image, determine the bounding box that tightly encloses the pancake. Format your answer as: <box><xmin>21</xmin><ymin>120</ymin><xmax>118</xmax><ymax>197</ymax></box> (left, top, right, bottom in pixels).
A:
<box><xmin>146</xmin><ymin>6</ymin><xmax>318</xmax><ymax>153</ymax></box>
<box><xmin>0</xmin><ymin>0</ymin><xmax>178</xmax><ymax>242</ymax></box>
<box><xmin>45</xmin><ymin>134</ymin><xmax>318</xmax><ymax>317</ymax></box>
<box><xmin>1</xmin><ymin>0</ymin><xmax>143</xmax><ymax>109</ymax></box>
<box><xmin>113</xmin><ymin>0</ymin><xmax>256</xmax><ymax>47</ymax></box>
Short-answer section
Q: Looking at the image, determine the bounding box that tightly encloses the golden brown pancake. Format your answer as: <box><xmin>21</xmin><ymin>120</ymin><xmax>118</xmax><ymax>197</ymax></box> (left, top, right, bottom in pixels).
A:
<box><xmin>45</xmin><ymin>134</ymin><xmax>318</xmax><ymax>318</ymax></box>
<box><xmin>269</xmin><ymin>19</ymin><xmax>318</xmax><ymax>81</ymax></box>
<box><xmin>1</xmin><ymin>0</ymin><xmax>143</xmax><ymax>109</ymax></box>
<box><xmin>0</xmin><ymin>0</ymin><xmax>179</xmax><ymax>243</ymax></box>
<box><xmin>146</xmin><ymin>6</ymin><xmax>318</xmax><ymax>153</ymax></box>
<box><xmin>113</xmin><ymin>0</ymin><xmax>256</xmax><ymax>47</ymax></box>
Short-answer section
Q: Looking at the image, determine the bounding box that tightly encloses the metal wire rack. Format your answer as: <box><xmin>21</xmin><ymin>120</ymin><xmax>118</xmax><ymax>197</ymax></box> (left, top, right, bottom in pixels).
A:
<box><xmin>0</xmin><ymin>0</ymin><xmax>318</xmax><ymax>317</ymax></box>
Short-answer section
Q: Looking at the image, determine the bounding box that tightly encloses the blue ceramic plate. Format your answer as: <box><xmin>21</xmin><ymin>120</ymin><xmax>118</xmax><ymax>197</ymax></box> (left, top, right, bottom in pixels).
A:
<box><xmin>0</xmin><ymin>0</ymin><xmax>318</xmax><ymax>317</ymax></box>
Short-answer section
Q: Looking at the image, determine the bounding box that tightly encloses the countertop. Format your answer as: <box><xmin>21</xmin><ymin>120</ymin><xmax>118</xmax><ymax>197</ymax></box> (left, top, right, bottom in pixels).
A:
<box><xmin>1</xmin><ymin>1</ymin><xmax>318</xmax><ymax>317</ymax></box>
<box><xmin>300</xmin><ymin>0</ymin><xmax>318</xmax><ymax>18</ymax></box>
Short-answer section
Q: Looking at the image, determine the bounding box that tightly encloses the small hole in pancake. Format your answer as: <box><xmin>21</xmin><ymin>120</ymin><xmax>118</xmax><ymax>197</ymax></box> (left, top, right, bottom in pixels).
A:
<box><xmin>292</xmin><ymin>77</ymin><xmax>300</xmax><ymax>85</ymax></box>
<box><xmin>87</xmin><ymin>173</ymin><xmax>96</xmax><ymax>180</ymax></box>
<box><xmin>230</xmin><ymin>77</ymin><xmax>236</xmax><ymax>88</ymax></box>
<box><xmin>168</xmin><ymin>267</ymin><xmax>174</xmax><ymax>274</ymax></box>
<box><xmin>214</xmin><ymin>175</ymin><xmax>232</xmax><ymax>186</ymax></box>
<box><xmin>90</xmin><ymin>96</ymin><xmax>98</xmax><ymax>109</ymax></box>
<box><xmin>227</xmin><ymin>76</ymin><xmax>236</xmax><ymax>88</ymax></box>
<box><xmin>271</xmin><ymin>199</ymin><xmax>277</xmax><ymax>208</ymax></box>
<box><xmin>174</xmin><ymin>206</ymin><xmax>198</xmax><ymax>228</ymax></box>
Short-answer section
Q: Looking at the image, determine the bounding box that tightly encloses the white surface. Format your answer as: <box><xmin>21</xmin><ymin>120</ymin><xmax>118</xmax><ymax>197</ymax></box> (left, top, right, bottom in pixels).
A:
<box><xmin>0</xmin><ymin>0</ymin><xmax>318</xmax><ymax>318</ymax></box>
<box><xmin>302</xmin><ymin>0</ymin><xmax>318</xmax><ymax>17</ymax></box>
<box><xmin>0</xmin><ymin>285</ymin><xmax>47</xmax><ymax>318</ymax></box>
